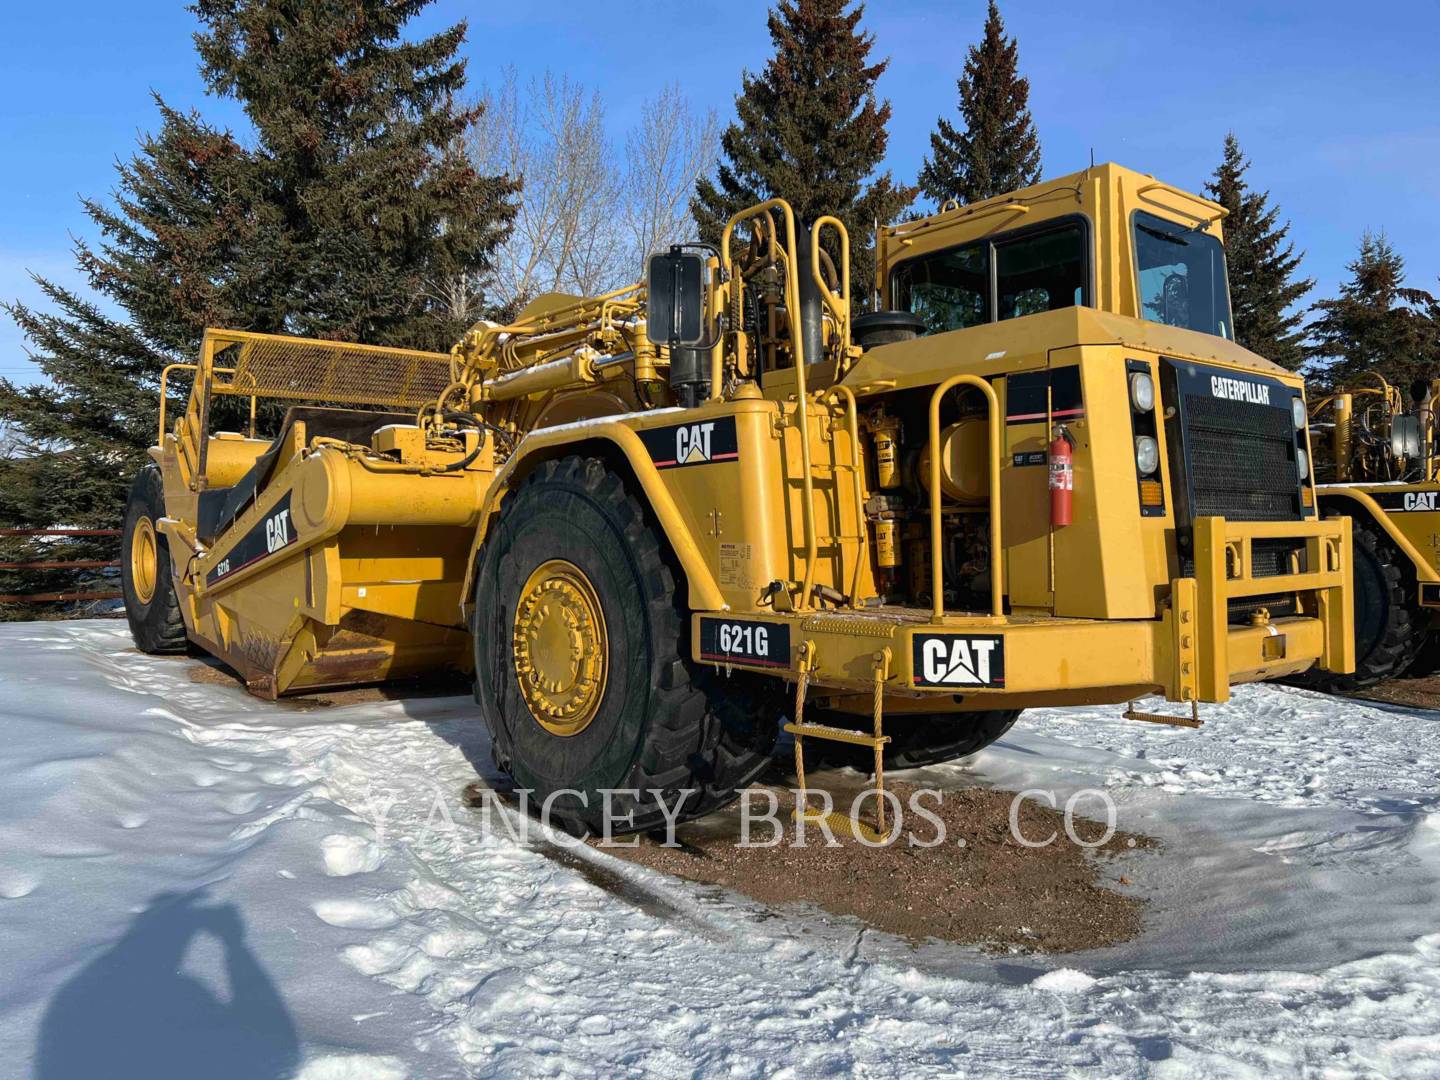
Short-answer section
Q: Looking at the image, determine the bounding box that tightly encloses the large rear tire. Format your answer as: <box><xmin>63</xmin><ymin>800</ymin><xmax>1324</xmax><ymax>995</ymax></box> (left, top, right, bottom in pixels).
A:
<box><xmin>1402</xmin><ymin>630</ymin><xmax>1440</xmax><ymax>679</ymax></box>
<box><xmin>1293</xmin><ymin>517</ymin><xmax>1424</xmax><ymax>692</ymax></box>
<box><xmin>472</xmin><ymin>456</ymin><xmax>782</xmax><ymax>835</ymax></box>
<box><xmin>121</xmin><ymin>466</ymin><xmax>188</xmax><ymax>654</ymax></box>
<box><xmin>805</xmin><ymin>708</ymin><xmax>1021</xmax><ymax>773</ymax></box>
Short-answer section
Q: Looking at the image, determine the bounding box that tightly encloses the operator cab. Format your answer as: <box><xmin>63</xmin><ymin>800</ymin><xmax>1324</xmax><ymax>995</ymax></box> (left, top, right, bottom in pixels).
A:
<box><xmin>876</xmin><ymin>162</ymin><xmax>1235</xmax><ymax>346</ymax></box>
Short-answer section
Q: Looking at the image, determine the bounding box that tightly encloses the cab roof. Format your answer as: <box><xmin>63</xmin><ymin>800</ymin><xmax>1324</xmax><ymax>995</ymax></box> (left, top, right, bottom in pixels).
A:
<box><xmin>880</xmin><ymin>162</ymin><xmax>1228</xmax><ymax>250</ymax></box>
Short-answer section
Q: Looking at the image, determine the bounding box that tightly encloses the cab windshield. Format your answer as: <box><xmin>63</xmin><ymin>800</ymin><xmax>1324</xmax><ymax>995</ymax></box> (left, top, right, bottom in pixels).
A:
<box><xmin>1133</xmin><ymin>211</ymin><xmax>1233</xmax><ymax>339</ymax></box>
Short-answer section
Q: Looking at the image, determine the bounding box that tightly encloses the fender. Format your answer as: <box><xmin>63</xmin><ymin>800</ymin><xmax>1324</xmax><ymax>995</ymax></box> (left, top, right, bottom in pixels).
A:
<box><xmin>1317</xmin><ymin>487</ymin><xmax>1440</xmax><ymax>583</ymax></box>
<box><xmin>460</xmin><ymin>422</ymin><xmax>726</xmax><ymax>619</ymax></box>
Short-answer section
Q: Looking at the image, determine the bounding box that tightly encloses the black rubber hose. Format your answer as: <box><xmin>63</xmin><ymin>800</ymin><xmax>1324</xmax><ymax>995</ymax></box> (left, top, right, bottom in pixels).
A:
<box><xmin>436</xmin><ymin>409</ymin><xmax>488</xmax><ymax>472</ymax></box>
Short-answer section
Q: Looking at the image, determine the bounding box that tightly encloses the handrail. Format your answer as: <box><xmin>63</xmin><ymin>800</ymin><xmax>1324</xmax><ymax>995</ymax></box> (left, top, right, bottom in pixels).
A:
<box><xmin>158</xmin><ymin>363</ymin><xmax>196</xmax><ymax>445</ymax></box>
<box><xmin>812</xmin><ymin>222</ymin><xmax>864</xmax><ymax>602</ymax></box>
<box><xmin>888</xmin><ymin>201</ymin><xmax>1031</xmax><ymax>243</ymax></box>
<box><xmin>928</xmin><ymin>374</ymin><xmax>1003</xmax><ymax>620</ymax></box>
<box><xmin>158</xmin><ymin>363</ymin><xmax>241</xmax><ymax>445</ymax></box>
<box><xmin>821</xmin><ymin>385</ymin><xmax>868</xmax><ymax>607</ymax></box>
<box><xmin>810</xmin><ymin>216</ymin><xmax>850</xmax><ymax>352</ymax></box>
<box><xmin>719</xmin><ymin>198</ymin><xmax>811</xmax><ymax>389</ymax></box>
<box><xmin>720</xmin><ymin>198</ymin><xmax>820</xmax><ymax>609</ymax></box>
<box><xmin>1135</xmin><ymin>180</ymin><xmax>1227</xmax><ymax>228</ymax></box>
<box><xmin>879</xmin><ymin>202</ymin><xmax>1032</xmax><ymax>291</ymax></box>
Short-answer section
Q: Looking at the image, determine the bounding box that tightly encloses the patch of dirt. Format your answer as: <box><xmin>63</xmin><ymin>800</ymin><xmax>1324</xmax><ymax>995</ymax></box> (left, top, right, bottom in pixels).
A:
<box><xmin>1348</xmin><ymin>674</ymin><xmax>1440</xmax><ymax>711</ymax></box>
<box><xmin>176</xmin><ymin>653</ymin><xmax>1156</xmax><ymax>952</ymax></box>
<box><xmin>593</xmin><ymin>778</ymin><xmax>1155</xmax><ymax>954</ymax></box>
<box><xmin>185</xmin><ymin>659</ymin><xmax>242</xmax><ymax>685</ymax></box>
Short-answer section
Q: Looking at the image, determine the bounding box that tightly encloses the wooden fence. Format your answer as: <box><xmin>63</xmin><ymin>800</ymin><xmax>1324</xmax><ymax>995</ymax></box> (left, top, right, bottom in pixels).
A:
<box><xmin>0</xmin><ymin>528</ymin><xmax>123</xmax><ymax>604</ymax></box>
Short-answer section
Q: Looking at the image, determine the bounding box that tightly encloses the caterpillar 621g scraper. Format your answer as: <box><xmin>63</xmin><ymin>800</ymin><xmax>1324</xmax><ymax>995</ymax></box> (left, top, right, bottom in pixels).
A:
<box><xmin>123</xmin><ymin>164</ymin><xmax>1354</xmax><ymax>833</ymax></box>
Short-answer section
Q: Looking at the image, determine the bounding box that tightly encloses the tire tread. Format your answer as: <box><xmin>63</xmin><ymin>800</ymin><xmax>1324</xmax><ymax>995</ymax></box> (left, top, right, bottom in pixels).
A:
<box><xmin>1291</xmin><ymin>517</ymin><xmax>1425</xmax><ymax>692</ymax></box>
<box><xmin>477</xmin><ymin>454</ymin><xmax>781</xmax><ymax>834</ymax></box>
<box><xmin>122</xmin><ymin>466</ymin><xmax>187</xmax><ymax>654</ymax></box>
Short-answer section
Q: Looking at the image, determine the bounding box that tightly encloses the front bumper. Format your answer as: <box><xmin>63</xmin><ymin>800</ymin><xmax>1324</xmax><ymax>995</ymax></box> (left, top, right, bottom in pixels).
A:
<box><xmin>692</xmin><ymin>516</ymin><xmax>1353</xmax><ymax>707</ymax></box>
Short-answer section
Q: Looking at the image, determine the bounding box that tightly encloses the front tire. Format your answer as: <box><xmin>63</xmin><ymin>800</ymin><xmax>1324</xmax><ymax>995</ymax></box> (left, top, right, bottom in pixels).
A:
<box><xmin>1402</xmin><ymin>630</ymin><xmax>1440</xmax><ymax>678</ymax></box>
<box><xmin>472</xmin><ymin>456</ymin><xmax>781</xmax><ymax>835</ymax></box>
<box><xmin>121</xmin><ymin>466</ymin><xmax>187</xmax><ymax>654</ymax></box>
<box><xmin>1294</xmin><ymin>517</ymin><xmax>1424</xmax><ymax>692</ymax></box>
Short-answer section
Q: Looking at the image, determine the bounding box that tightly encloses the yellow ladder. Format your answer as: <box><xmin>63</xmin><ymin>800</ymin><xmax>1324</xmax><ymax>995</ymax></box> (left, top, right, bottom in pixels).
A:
<box><xmin>783</xmin><ymin>644</ymin><xmax>892</xmax><ymax>841</ymax></box>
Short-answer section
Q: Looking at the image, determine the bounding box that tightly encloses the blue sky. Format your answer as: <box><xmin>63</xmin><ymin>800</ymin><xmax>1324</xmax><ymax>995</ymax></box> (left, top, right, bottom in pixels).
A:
<box><xmin>3</xmin><ymin>0</ymin><xmax>1438</xmax><ymax>383</ymax></box>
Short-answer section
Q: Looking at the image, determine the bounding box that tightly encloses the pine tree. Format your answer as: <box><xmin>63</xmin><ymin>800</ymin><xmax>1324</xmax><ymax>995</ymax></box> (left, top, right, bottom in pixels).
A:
<box><xmin>1426</xmin><ymin>292</ymin><xmax>1440</xmax><ymax>383</ymax></box>
<box><xmin>1306</xmin><ymin>232</ymin><xmax>1437</xmax><ymax>391</ymax></box>
<box><xmin>1</xmin><ymin>106</ymin><xmax>270</xmax><ymax>614</ymax></box>
<box><xmin>0</xmin><ymin>0</ymin><xmax>517</xmax><ymax>613</ymax></box>
<box><xmin>692</xmin><ymin>0</ymin><xmax>913</xmax><ymax>300</ymax></box>
<box><xmin>918</xmin><ymin>1</ymin><xmax>1041</xmax><ymax>208</ymax></box>
<box><xmin>190</xmin><ymin>0</ymin><xmax>519</xmax><ymax>351</ymax></box>
<box><xmin>1204</xmin><ymin>135</ymin><xmax>1312</xmax><ymax>370</ymax></box>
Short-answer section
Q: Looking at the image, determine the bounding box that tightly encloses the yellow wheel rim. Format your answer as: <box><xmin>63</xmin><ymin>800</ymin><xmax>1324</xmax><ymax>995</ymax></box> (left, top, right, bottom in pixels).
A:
<box><xmin>512</xmin><ymin>559</ymin><xmax>608</xmax><ymax>736</ymax></box>
<box><xmin>130</xmin><ymin>515</ymin><xmax>159</xmax><ymax>606</ymax></box>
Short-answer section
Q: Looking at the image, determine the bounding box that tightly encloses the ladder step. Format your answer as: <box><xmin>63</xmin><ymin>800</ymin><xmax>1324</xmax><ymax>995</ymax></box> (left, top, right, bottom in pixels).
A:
<box><xmin>792</xmin><ymin>808</ymin><xmax>890</xmax><ymax>842</ymax></box>
<box><xmin>785</xmin><ymin>722</ymin><xmax>892</xmax><ymax>748</ymax></box>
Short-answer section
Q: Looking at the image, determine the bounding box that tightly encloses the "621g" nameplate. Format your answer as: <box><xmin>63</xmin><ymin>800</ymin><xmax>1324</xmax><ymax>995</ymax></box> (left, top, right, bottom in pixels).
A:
<box><xmin>698</xmin><ymin>617</ymin><xmax>791</xmax><ymax>668</ymax></box>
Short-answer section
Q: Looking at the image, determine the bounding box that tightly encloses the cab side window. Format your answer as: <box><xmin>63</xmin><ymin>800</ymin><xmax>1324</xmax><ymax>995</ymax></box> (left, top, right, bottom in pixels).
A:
<box><xmin>890</xmin><ymin>241</ymin><xmax>989</xmax><ymax>336</ymax></box>
<box><xmin>891</xmin><ymin>218</ymin><xmax>1089</xmax><ymax>336</ymax></box>
<box><xmin>996</xmin><ymin>224</ymin><xmax>1086</xmax><ymax>321</ymax></box>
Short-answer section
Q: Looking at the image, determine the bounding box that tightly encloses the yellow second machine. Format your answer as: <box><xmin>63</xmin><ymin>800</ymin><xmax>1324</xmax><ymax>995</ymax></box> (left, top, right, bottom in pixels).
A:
<box><xmin>122</xmin><ymin>163</ymin><xmax>1354</xmax><ymax>833</ymax></box>
<box><xmin>1300</xmin><ymin>374</ymin><xmax>1440</xmax><ymax>689</ymax></box>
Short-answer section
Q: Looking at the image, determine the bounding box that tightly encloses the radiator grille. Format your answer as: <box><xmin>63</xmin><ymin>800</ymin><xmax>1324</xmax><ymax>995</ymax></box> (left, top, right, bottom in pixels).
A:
<box><xmin>1229</xmin><ymin>594</ymin><xmax>1298</xmax><ymax>622</ymax></box>
<box><xmin>1251</xmin><ymin>538</ymin><xmax>1304</xmax><ymax>578</ymax></box>
<box><xmin>1180</xmin><ymin>545</ymin><xmax>1305</xmax><ymax>625</ymax></box>
<box><xmin>1183</xmin><ymin>394</ymin><xmax>1299</xmax><ymax>521</ymax></box>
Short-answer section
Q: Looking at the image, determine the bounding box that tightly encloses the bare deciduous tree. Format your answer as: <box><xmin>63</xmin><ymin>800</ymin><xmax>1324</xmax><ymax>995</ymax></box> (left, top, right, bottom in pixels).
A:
<box><xmin>422</xmin><ymin>251</ymin><xmax>489</xmax><ymax>328</ymax></box>
<box><xmin>463</xmin><ymin>74</ymin><xmax>719</xmax><ymax>317</ymax></box>
<box><xmin>470</xmin><ymin>69</ymin><xmax>622</xmax><ymax>312</ymax></box>
<box><xmin>623</xmin><ymin>85</ymin><xmax>720</xmax><ymax>263</ymax></box>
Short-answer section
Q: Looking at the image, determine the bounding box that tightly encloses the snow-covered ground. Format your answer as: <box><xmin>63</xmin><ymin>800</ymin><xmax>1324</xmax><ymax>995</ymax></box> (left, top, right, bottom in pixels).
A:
<box><xmin>2</xmin><ymin>620</ymin><xmax>1439</xmax><ymax>1078</ymax></box>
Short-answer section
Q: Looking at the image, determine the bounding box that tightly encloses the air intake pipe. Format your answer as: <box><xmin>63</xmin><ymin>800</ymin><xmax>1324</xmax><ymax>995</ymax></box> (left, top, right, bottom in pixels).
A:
<box><xmin>669</xmin><ymin>345</ymin><xmax>709</xmax><ymax>408</ymax></box>
<box><xmin>792</xmin><ymin>225</ymin><xmax>824</xmax><ymax>370</ymax></box>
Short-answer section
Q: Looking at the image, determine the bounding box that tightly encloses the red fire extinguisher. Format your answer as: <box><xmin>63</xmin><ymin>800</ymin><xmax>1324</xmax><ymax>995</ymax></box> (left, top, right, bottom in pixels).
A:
<box><xmin>1049</xmin><ymin>428</ymin><xmax>1073</xmax><ymax>527</ymax></box>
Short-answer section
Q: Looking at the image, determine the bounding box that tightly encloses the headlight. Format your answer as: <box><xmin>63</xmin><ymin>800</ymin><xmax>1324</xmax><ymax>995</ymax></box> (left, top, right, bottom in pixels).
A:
<box><xmin>1291</xmin><ymin>396</ymin><xmax>1307</xmax><ymax>430</ymax></box>
<box><xmin>1297</xmin><ymin>448</ymin><xmax>1310</xmax><ymax>480</ymax></box>
<box><xmin>1130</xmin><ymin>372</ymin><xmax>1155</xmax><ymax>412</ymax></box>
<box><xmin>1135</xmin><ymin>435</ymin><xmax>1159</xmax><ymax>475</ymax></box>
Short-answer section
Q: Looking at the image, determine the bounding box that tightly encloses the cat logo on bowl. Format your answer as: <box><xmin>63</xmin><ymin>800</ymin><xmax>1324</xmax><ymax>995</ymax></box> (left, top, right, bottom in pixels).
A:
<box><xmin>206</xmin><ymin>492</ymin><xmax>296</xmax><ymax>585</ymax></box>
<box><xmin>264</xmin><ymin>507</ymin><xmax>292</xmax><ymax>553</ymax></box>
<box><xmin>912</xmin><ymin>633</ymin><xmax>1005</xmax><ymax>687</ymax></box>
